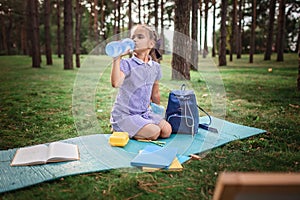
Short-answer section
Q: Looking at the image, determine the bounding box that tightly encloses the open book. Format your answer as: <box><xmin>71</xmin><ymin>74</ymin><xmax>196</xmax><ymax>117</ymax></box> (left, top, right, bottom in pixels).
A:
<box><xmin>11</xmin><ymin>142</ymin><xmax>80</xmax><ymax>166</ymax></box>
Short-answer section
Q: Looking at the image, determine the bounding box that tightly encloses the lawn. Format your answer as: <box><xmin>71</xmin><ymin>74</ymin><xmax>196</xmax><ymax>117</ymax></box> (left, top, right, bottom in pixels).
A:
<box><xmin>0</xmin><ymin>54</ymin><xmax>299</xmax><ymax>199</ymax></box>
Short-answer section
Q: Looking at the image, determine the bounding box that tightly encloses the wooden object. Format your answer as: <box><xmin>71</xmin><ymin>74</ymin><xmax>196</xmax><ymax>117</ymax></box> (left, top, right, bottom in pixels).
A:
<box><xmin>213</xmin><ymin>172</ymin><xmax>300</xmax><ymax>200</ymax></box>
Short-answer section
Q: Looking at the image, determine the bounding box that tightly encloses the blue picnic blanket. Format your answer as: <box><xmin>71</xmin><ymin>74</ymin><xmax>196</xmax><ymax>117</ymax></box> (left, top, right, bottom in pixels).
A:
<box><xmin>0</xmin><ymin>117</ymin><xmax>266</xmax><ymax>193</ymax></box>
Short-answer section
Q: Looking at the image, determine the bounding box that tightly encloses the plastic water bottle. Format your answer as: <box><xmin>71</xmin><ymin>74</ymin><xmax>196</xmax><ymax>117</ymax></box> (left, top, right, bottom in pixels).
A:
<box><xmin>105</xmin><ymin>38</ymin><xmax>135</xmax><ymax>57</ymax></box>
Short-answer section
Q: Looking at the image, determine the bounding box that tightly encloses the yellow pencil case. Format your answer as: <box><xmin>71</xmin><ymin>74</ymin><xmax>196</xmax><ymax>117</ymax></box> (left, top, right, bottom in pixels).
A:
<box><xmin>109</xmin><ymin>132</ymin><xmax>129</xmax><ymax>147</ymax></box>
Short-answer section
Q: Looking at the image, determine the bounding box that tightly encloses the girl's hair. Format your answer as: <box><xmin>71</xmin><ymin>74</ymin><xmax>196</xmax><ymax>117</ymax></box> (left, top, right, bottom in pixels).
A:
<box><xmin>131</xmin><ymin>24</ymin><xmax>162</xmax><ymax>62</ymax></box>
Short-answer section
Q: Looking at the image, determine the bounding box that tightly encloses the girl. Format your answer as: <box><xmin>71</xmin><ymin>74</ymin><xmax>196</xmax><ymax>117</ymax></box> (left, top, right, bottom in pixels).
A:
<box><xmin>110</xmin><ymin>24</ymin><xmax>172</xmax><ymax>140</ymax></box>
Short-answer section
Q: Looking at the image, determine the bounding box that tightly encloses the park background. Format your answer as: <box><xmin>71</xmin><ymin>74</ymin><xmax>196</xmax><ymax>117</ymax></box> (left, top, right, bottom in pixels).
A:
<box><xmin>0</xmin><ymin>0</ymin><xmax>300</xmax><ymax>199</ymax></box>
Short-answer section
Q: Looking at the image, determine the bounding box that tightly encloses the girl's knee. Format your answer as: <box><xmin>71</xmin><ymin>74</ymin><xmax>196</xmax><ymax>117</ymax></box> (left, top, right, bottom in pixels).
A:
<box><xmin>134</xmin><ymin>124</ymin><xmax>161</xmax><ymax>140</ymax></box>
<box><xmin>159</xmin><ymin>120</ymin><xmax>172</xmax><ymax>138</ymax></box>
<box><xmin>147</xmin><ymin>132</ymin><xmax>160</xmax><ymax>140</ymax></box>
<box><xmin>160</xmin><ymin>126</ymin><xmax>172</xmax><ymax>138</ymax></box>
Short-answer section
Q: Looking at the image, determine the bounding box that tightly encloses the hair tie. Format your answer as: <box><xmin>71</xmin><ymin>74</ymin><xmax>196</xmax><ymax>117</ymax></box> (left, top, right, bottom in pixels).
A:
<box><xmin>154</xmin><ymin>48</ymin><xmax>162</xmax><ymax>60</ymax></box>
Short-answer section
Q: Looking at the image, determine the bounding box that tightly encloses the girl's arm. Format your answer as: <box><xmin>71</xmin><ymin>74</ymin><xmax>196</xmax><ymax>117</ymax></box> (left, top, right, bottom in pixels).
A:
<box><xmin>111</xmin><ymin>57</ymin><xmax>125</xmax><ymax>88</ymax></box>
<box><xmin>151</xmin><ymin>81</ymin><xmax>160</xmax><ymax>104</ymax></box>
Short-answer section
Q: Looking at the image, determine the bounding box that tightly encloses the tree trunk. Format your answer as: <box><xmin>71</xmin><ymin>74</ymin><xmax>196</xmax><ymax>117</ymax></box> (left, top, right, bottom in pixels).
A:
<box><xmin>57</xmin><ymin>0</ymin><xmax>62</xmax><ymax>58</ymax></box>
<box><xmin>297</xmin><ymin>26</ymin><xmax>300</xmax><ymax>91</ymax></box>
<box><xmin>219</xmin><ymin>0</ymin><xmax>227</xmax><ymax>66</ymax></box>
<box><xmin>64</xmin><ymin>0</ymin><xmax>73</xmax><ymax>70</ymax></box>
<box><xmin>6</xmin><ymin>12</ymin><xmax>13</xmax><ymax>55</ymax></box>
<box><xmin>75</xmin><ymin>0</ymin><xmax>82</xmax><ymax>68</ymax></box>
<box><xmin>154</xmin><ymin>0</ymin><xmax>158</xmax><ymax>29</ymax></box>
<box><xmin>199</xmin><ymin>0</ymin><xmax>202</xmax><ymax>55</ymax></box>
<box><xmin>128</xmin><ymin>0</ymin><xmax>132</xmax><ymax>30</ymax></box>
<box><xmin>44</xmin><ymin>0</ymin><xmax>53</xmax><ymax>65</ymax></box>
<box><xmin>212</xmin><ymin>0</ymin><xmax>216</xmax><ymax>57</ymax></box>
<box><xmin>93</xmin><ymin>0</ymin><xmax>99</xmax><ymax>42</ymax></box>
<box><xmin>0</xmin><ymin>18</ymin><xmax>8</xmax><ymax>54</ymax></box>
<box><xmin>26</xmin><ymin>0</ymin><xmax>32</xmax><ymax>56</ymax></box>
<box><xmin>264</xmin><ymin>0</ymin><xmax>276</xmax><ymax>61</ymax></box>
<box><xmin>230</xmin><ymin>0</ymin><xmax>237</xmax><ymax>62</ymax></box>
<box><xmin>203</xmin><ymin>0</ymin><xmax>208</xmax><ymax>58</ymax></box>
<box><xmin>297</xmin><ymin>23</ymin><xmax>300</xmax><ymax>54</ymax></box>
<box><xmin>146</xmin><ymin>1</ymin><xmax>151</xmax><ymax>24</ymax></box>
<box><xmin>249</xmin><ymin>0</ymin><xmax>256</xmax><ymax>63</ymax></box>
<box><xmin>100</xmin><ymin>0</ymin><xmax>105</xmax><ymax>41</ymax></box>
<box><xmin>117</xmin><ymin>0</ymin><xmax>121</xmax><ymax>34</ymax></box>
<box><xmin>113</xmin><ymin>0</ymin><xmax>119</xmax><ymax>37</ymax></box>
<box><xmin>236</xmin><ymin>0</ymin><xmax>243</xmax><ymax>59</ymax></box>
<box><xmin>172</xmin><ymin>0</ymin><xmax>191</xmax><ymax>80</ymax></box>
<box><xmin>21</xmin><ymin>24</ymin><xmax>27</xmax><ymax>55</ymax></box>
<box><xmin>138</xmin><ymin>0</ymin><xmax>141</xmax><ymax>23</ymax></box>
<box><xmin>191</xmin><ymin>0</ymin><xmax>198</xmax><ymax>70</ymax></box>
<box><xmin>141</xmin><ymin>2</ymin><xmax>148</xmax><ymax>23</ymax></box>
<box><xmin>21</xmin><ymin>0</ymin><xmax>28</xmax><ymax>55</ymax></box>
<box><xmin>276</xmin><ymin>0</ymin><xmax>285</xmax><ymax>62</ymax></box>
<box><xmin>89</xmin><ymin>0</ymin><xmax>94</xmax><ymax>39</ymax></box>
<box><xmin>29</xmin><ymin>0</ymin><xmax>41</xmax><ymax>68</ymax></box>
<box><xmin>160</xmin><ymin>0</ymin><xmax>165</xmax><ymax>55</ymax></box>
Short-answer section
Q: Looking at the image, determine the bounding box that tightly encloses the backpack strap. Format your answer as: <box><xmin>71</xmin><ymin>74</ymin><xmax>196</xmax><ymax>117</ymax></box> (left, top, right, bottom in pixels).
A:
<box><xmin>181</xmin><ymin>84</ymin><xmax>186</xmax><ymax>91</ymax></box>
<box><xmin>197</xmin><ymin>105</ymin><xmax>218</xmax><ymax>133</ymax></box>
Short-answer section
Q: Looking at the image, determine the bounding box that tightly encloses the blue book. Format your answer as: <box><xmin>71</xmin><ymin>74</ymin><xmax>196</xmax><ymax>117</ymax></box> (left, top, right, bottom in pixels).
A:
<box><xmin>130</xmin><ymin>145</ymin><xmax>178</xmax><ymax>168</ymax></box>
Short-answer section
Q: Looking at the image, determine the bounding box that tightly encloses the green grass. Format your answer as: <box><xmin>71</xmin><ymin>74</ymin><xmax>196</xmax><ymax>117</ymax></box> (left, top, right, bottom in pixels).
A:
<box><xmin>0</xmin><ymin>54</ymin><xmax>300</xmax><ymax>199</ymax></box>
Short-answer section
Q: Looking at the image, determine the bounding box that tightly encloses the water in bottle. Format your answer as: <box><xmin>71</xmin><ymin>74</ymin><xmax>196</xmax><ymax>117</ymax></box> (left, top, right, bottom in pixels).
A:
<box><xmin>105</xmin><ymin>38</ymin><xmax>135</xmax><ymax>57</ymax></box>
<box><xmin>105</xmin><ymin>41</ymin><xmax>123</xmax><ymax>57</ymax></box>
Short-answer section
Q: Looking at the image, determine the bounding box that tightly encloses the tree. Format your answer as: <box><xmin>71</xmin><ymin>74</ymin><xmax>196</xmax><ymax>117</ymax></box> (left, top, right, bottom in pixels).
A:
<box><xmin>172</xmin><ymin>0</ymin><xmax>191</xmax><ymax>80</ymax></box>
<box><xmin>113</xmin><ymin>0</ymin><xmax>121</xmax><ymax>37</ymax></box>
<box><xmin>212</xmin><ymin>0</ymin><xmax>216</xmax><ymax>57</ymax></box>
<box><xmin>297</xmin><ymin>25</ymin><xmax>300</xmax><ymax>91</ymax></box>
<box><xmin>264</xmin><ymin>0</ymin><xmax>276</xmax><ymax>60</ymax></box>
<box><xmin>146</xmin><ymin>1</ymin><xmax>151</xmax><ymax>24</ymax></box>
<box><xmin>285</xmin><ymin>1</ymin><xmax>299</xmax><ymax>53</ymax></box>
<box><xmin>88</xmin><ymin>0</ymin><xmax>93</xmax><ymax>39</ymax></box>
<box><xmin>160</xmin><ymin>0</ymin><xmax>165</xmax><ymax>55</ymax></box>
<box><xmin>236</xmin><ymin>0</ymin><xmax>243</xmax><ymax>59</ymax></box>
<box><xmin>0</xmin><ymin>0</ymin><xmax>15</xmax><ymax>55</ymax></box>
<box><xmin>202</xmin><ymin>0</ymin><xmax>209</xmax><ymax>58</ymax></box>
<box><xmin>21</xmin><ymin>0</ymin><xmax>28</xmax><ymax>55</ymax></box>
<box><xmin>249</xmin><ymin>0</ymin><xmax>256</xmax><ymax>63</ymax></box>
<box><xmin>219</xmin><ymin>0</ymin><xmax>227</xmax><ymax>66</ymax></box>
<box><xmin>28</xmin><ymin>0</ymin><xmax>41</xmax><ymax>68</ymax></box>
<box><xmin>93</xmin><ymin>0</ymin><xmax>99</xmax><ymax>42</ymax></box>
<box><xmin>230</xmin><ymin>0</ymin><xmax>237</xmax><ymax>62</ymax></box>
<box><xmin>75</xmin><ymin>0</ymin><xmax>82</xmax><ymax>68</ymax></box>
<box><xmin>44</xmin><ymin>0</ymin><xmax>53</xmax><ymax>65</ymax></box>
<box><xmin>56</xmin><ymin>0</ymin><xmax>62</xmax><ymax>58</ymax></box>
<box><xmin>277</xmin><ymin>0</ymin><xmax>286</xmax><ymax>62</ymax></box>
<box><xmin>63</xmin><ymin>0</ymin><xmax>73</xmax><ymax>70</ymax></box>
<box><xmin>128</xmin><ymin>0</ymin><xmax>132</xmax><ymax>30</ymax></box>
<box><xmin>138</xmin><ymin>0</ymin><xmax>141</xmax><ymax>23</ymax></box>
<box><xmin>100</xmin><ymin>0</ymin><xmax>105</xmax><ymax>41</ymax></box>
<box><xmin>199</xmin><ymin>0</ymin><xmax>202</xmax><ymax>54</ymax></box>
<box><xmin>154</xmin><ymin>0</ymin><xmax>158</xmax><ymax>29</ymax></box>
<box><xmin>191</xmin><ymin>0</ymin><xmax>198</xmax><ymax>70</ymax></box>
<box><xmin>0</xmin><ymin>3</ymin><xmax>8</xmax><ymax>54</ymax></box>
<box><xmin>117</xmin><ymin>0</ymin><xmax>121</xmax><ymax>35</ymax></box>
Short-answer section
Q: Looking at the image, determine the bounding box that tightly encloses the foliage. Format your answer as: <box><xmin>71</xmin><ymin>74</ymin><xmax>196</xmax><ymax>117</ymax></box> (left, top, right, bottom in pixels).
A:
<box><xmin>0</xmin><ymin>53</ymin><xmax>299</xmax><ymax>199</ymax></box>
<box><xmin>0</xmin><ymin>0</ymin><xmax>299</xmax><ymax>56</ymax></box>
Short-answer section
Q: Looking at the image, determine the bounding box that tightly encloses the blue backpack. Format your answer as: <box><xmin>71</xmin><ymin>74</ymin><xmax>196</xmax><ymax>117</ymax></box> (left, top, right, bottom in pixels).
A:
<box><xmin>165</xmin><ymin>84</ymin><xmax>216</xmax><ymax>136</ymax></box>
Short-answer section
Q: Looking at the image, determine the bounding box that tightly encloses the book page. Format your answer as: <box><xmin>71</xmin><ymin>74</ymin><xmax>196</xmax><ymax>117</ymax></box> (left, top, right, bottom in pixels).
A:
<box><xmin>47</xmin><ymin>142</ymin><xmax>79</xmax><ymax>162</ymax></box>
<box><xmin>11</xmin><ymin>144</ymin><xmax>48</xmax><ymax>166</ymax></box>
